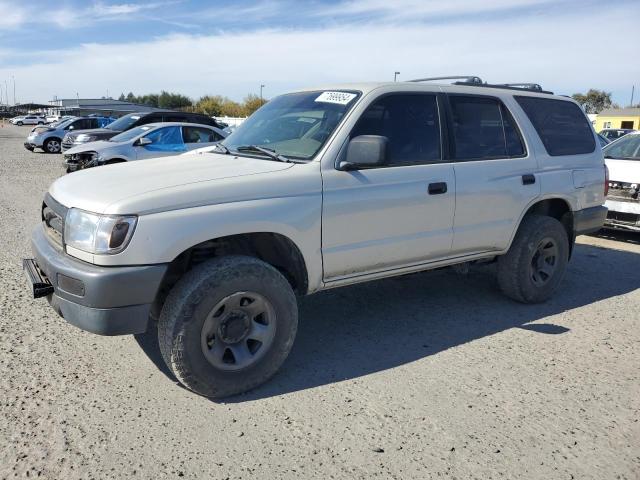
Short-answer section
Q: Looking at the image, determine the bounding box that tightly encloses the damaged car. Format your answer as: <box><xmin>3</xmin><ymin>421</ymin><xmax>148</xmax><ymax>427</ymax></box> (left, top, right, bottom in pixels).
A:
<box><xmin>603</xmin><ymin>131</ymin><xmax>640</xmax><ymax>231</ymax></box>
<box><xmin>63</xmin><ymin>122</ymin><xmax>227</xmax><ymax>172</ymax></box>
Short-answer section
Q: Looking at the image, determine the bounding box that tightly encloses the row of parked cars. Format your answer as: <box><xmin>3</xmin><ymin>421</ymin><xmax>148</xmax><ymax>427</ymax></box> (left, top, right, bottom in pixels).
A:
<box><xmin>20</xmin><ymin>110</ymin><xmax>230</xmax><ymax>170</ymax></box>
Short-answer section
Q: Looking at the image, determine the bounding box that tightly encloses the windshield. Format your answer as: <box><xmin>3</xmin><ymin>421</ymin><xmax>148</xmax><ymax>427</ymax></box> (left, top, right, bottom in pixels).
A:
<box><xmin>106</xmin><ymin>114</ymin><xmax>141</xmax><ymax>131</ymax></box>
<box><xmin>51</xmin><ymin>118</ymin><xmax>76</xmax><ymax>129</ymax></box>
<box><xmin>603</xmin><ymin>134</ymin><xmax>640</xmax><ymax>160</ymax></box>
<box><xmin>223</xmin><ymin>90</ymin><xmax>360</xmax><ymax>160</ymax></box>
<box><xmin>109</xmin><ymin>125</ymin><xmax>153</xmax><ymax>143</ymax></box>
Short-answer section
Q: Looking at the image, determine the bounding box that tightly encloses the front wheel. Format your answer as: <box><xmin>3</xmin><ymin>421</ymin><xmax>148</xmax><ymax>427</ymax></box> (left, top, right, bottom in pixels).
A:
<box><xmin>158</xmin><ymin>255</ymin><xmax>298</xmax><ymax>398</ymax></box>
<box><xmin>497</xmin><ymin>215</ymin><xmax>569</xmax><ymax>303</ymax></box>
<box><xmin>43</xmin><ymin>138</ymin><xmax>61</xmax><ymax>153</ymax></box>
<box><xmin>17</xmin><ymin>121</ymin><xmax>23</xmax><ymax>126</ymax></box>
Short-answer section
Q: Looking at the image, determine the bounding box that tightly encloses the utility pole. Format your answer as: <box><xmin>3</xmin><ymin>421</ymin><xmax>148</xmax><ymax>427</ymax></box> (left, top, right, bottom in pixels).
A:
<box><xmin>394</xmin><ymin>71</ymin><xmax>400</xmax><ymax>82</ymax></box>
<box><xmin>631</xmin><ymin>85</ymin><xmax>635</xmax><ymax>107</ymax></box>
<box><xmin>11</xmin><ymin>75</ymin><xmax>15</xmax><ymax>105</ymax></box>
<box><xmin>260</xmin><ymin>84</ymin><xmax>265</xmax><ymax>102</ymax></box>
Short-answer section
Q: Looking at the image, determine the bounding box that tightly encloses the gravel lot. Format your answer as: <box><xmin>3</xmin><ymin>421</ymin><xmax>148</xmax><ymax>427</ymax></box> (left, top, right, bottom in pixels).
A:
<box><xmin>0</xmin><ymin>123</ymin><xmax>638</xmax><ymax>479</ymax></box>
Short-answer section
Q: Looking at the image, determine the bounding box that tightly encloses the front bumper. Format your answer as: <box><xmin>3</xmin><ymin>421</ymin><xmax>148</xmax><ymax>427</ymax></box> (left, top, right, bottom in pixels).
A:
<box><xmin>573</xmin><ymin>205</ymin><xmax>608</xmax><ymax>235</ymax></box>
<box><xmin>24</xmin><ymin>225</ymin><xmax>168</xmax><ymax>335</ymax></box>
<box><xmin>604</xmin><ymin>199</ymin><xmax>640</xmax><ymax>232</ymax></box>
<box><xmin>24</xmin><ymin>137</ymin><xmax>43</xmax><ymax>149</ymax></box>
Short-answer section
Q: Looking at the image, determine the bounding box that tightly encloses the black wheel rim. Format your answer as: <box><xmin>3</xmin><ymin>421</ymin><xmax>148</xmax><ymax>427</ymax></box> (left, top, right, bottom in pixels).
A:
<box><xmin>530</xmin><ymin>237</ymin><xmax>558</xmax><ymax>287</ymax></box>
<box><xmin>200</xmin><ymin>291</ymin><xmax>276</xmax><ymax>371</ymax></box>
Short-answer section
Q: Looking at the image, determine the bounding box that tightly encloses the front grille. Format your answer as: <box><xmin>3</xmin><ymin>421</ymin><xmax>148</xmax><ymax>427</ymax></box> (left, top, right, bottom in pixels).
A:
<box><xmin>606</xmin><ymin>210</ymin><xmax>640</xmax><ymax>225</ymax></box>
<box><xmin>42</xmin><ymin>194</ymin><xmax>68</xmax><ymax>248</ymax></box>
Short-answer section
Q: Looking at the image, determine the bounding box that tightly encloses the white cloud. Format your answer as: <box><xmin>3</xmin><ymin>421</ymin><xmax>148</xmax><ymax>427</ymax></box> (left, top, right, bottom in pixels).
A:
<box><xmin>0</xmin><ymin>3</ymin><xmax>638</xmax><ymax>105</ymax></box>
<box><xmin>0</xmin><ymin>1</ymin><xmax>27</xmax><ymax>29</ymax></box>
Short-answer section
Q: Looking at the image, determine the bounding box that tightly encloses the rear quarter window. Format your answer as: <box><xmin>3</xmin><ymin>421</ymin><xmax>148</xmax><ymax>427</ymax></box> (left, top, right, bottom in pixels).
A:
<box><xmin>515</xmin><ymin>96</ymin><xmax>595</xmax><ymax>156</ymax></box>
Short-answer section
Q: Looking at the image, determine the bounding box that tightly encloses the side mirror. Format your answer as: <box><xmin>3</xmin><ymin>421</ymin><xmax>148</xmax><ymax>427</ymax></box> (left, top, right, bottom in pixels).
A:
<box><xmin>337</xmin><ymin>135</ymin><xmax>388</xmax><ymax>171</ymax></box>
<box><xmin>137</xmin><ymin>137</ymin><xmax>152</xmax><ymax>146</ymax></box>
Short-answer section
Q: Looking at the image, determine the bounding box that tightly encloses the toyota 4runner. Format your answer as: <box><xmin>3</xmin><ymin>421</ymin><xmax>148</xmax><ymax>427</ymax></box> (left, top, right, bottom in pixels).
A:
<box><xmin>24</xmin><ymin>78</ymin><xmax>607</xmax><ymax>398</ymax></box>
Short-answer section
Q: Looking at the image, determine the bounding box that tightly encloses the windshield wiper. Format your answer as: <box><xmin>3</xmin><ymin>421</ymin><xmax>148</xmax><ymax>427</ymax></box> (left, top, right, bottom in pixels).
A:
<box><xmin>212</xmin><ymin>143</ymin><xmax>230</xmax><ymax>154</ymax></box>
<box><xmin>235</xmin><ymin>145</ymin><xmax>292</xmax><ymax>163</ymax></box>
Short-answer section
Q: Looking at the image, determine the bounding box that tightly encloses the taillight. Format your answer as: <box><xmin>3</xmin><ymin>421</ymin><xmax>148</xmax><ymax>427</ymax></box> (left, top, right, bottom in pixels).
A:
<box><xmin>604</xmin><ymin>164</ymin><xmax>609</xmax><ymax>197</ymax></box>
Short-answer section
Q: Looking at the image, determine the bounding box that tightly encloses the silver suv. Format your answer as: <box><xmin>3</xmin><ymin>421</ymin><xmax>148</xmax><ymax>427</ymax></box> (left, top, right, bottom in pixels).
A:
<box><xmin>24</xmin><ymin>78</ymin><xmax>607</xmax><ymax>398</ymax></box>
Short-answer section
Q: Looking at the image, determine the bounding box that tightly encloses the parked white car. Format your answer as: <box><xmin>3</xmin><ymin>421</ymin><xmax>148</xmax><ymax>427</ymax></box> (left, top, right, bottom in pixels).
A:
<box><xmin>603</xmin><ymin>131</ymin><xmax>640</xmax><ymax>231</ymax></box>
<box><xmin>63</xmin><ymin>122</ymin><xmax>227</xmax><ymax>172</ymax></box>
<box><xmin>10</xmin><ymin>114</ymin><xmax>46</xmax><ymax>126</ymax></box>
<box><xmin>24</xmin><ymin>79</ymin><xmax>607</xmax><ymax>398</ymax></box>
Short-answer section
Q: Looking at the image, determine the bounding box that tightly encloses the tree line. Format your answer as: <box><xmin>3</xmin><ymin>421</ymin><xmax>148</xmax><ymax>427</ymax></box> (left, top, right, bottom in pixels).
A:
<box><xmin>569</xmin><ymin>89</ymin><xmax>640</xmax><ymax>114</ymax></box>
<box><xmin>117</xmin><ymin>91</ymin><xmax>267</xmax><ymax>117</ymax></box>
<box><xmin>118</xmin><ymin>88</ymin><xmax>636</xmax><ymax>117</ymax></box>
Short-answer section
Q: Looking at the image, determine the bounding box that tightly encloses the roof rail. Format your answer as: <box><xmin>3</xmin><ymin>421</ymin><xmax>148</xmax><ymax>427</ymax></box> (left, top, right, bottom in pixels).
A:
<box><xmin>406</xmin><ymin>76</ymin><xmax>554</xmax><ymax>94</ymax></box>
<box><xmin>495</xmin><ymin>83</ymin><xmax>543</xmax><ymax>92</ymax></box>
<box><xmin>409</xmin><ymin>76</ymin><xmax>483</xmax><ymax>84</ymax></box>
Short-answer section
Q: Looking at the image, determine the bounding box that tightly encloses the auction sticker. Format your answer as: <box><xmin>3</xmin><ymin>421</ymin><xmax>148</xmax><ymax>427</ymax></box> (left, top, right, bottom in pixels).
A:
<box><xmin>315</xmin><ymin>91</ymin><xmax>357</xmax><ymax>105</ymax></box>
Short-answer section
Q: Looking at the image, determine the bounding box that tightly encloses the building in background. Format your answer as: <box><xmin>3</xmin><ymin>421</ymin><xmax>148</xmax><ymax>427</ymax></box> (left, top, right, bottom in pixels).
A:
<box><xmin>595</xmin><ymin>108</ymin><xmax>640</xmax><ymax>132</ymax></box>
<box><xmin>47</xmin><ymin>97</ymin><xmax>164</xmax><ymax>117</ymax></box>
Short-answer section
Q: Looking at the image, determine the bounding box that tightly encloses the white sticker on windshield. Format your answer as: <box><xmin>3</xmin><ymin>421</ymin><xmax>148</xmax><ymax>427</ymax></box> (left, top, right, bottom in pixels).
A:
<box><xmin>315</xmin><ymin>91</ymin><xmax>357</xmax><ymax>105</ymax></box>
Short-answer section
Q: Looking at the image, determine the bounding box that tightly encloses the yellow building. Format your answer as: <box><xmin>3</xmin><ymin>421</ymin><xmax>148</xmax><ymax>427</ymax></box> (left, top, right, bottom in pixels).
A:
<box><xmin>595</xmin><ymin>108</ymin><xmax>640</xmax><ymax>132</ymax></box>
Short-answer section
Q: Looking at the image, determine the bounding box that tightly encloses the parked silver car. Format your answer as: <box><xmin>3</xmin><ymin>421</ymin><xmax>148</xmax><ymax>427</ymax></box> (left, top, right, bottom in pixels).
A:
<box><xmin>24</xmin><ymin>116</ymin><xmax>114</xmax><ymax>153</ymax></box>
<box><xmin>10</xmin><ymin>114</ymin><xmax>46</xmax><ymax>126</ymax></box>
<box><xmin>63</xmin><ymin>122</ymin><xmax>227</xmax><ymax>172</ymax></box>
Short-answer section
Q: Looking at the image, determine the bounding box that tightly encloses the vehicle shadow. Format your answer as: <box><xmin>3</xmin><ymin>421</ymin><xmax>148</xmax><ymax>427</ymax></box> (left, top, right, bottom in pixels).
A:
<box><xmin>134</xmin><ymin>241</ymin><xmax>640</xmax><ymax>402</ymax></box>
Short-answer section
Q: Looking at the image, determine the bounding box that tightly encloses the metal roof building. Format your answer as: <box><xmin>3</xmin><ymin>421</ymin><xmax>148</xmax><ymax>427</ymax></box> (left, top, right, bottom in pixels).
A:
<box><xmin>48</xmin><ymin>98</ymin><xmax>164</xmax><ymax>117</ymax></box>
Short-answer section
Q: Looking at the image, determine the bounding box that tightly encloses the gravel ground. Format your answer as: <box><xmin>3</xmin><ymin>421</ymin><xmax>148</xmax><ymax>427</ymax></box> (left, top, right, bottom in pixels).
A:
<box><xmin>0</xmin><ymin>123</ymin><xmax>639</xmax><ymax>479</ymax></box>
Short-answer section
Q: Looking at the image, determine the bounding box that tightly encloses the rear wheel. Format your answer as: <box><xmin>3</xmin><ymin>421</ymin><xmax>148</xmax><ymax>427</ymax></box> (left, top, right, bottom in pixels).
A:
<box><xmin>158</xmin><ymin>255</ymin><xmax>298</xmax><ymax>398</ymax></box>
<box><xmin>43</xmin><ymin>138</ymin><xmax>61</xmax><ymax>153</ymax></box>
<box><xmin>497</xmin><ymin>215</ymin><xmax>569</xmax><ymax>303</ymax></box>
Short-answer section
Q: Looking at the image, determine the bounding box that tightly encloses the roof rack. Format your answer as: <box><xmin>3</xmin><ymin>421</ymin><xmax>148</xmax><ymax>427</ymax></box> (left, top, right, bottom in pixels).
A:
<box><xmin>407</xmin><ymin>75</ymin><xmax>553</xmax><ymax>94</ymax></box>
<box><xmin>409</xmin><ymin>76</ymin><xmax>483</xmax><ymax>84</ymax></box>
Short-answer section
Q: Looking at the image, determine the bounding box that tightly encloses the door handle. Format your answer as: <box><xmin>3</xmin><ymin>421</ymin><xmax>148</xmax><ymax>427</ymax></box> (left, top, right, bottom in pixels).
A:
<box><xmin>428</xmin><ymin>182</ymin><xmax>448</xmax><ymax>195</ymax></box>
<box><xmin>522</xmin><ymin>174</ymin><xmax>536</xmax><ymax>185</ymax></box>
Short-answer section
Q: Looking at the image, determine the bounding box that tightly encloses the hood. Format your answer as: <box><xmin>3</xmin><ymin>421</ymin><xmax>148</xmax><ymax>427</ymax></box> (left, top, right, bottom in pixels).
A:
<box><xmin>64</xmin><ymin>140</ymin><xmax>122</xmax><ymax>155</ymax></box>
<box><xmin>605</xmin><ymin>158</ymin><xmax>640</xmax><ymax>184</ymax></box>
<box><xmin>49</xmin><ymin>152</ymin><xmax>296</xmax><ymax>214</ymax></box>
<box><xmin>66</xmin><ymin>128</ymin><xmax>119</xmax><ymax>140</ymax></box>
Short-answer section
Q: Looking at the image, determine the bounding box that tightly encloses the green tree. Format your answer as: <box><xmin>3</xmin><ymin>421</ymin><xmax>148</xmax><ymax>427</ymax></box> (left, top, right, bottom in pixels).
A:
<box><xmin>118</xmin><ymin>93</ymin><xmax>125</xmax><ymax>101</ymax></box>
<box><xmin>571</xmin><ymin>89</ymin><xmax>613</xmax><ymax>114</ymax></box>
<box><xmin>157</xmin><ymin>90</ymin><xmax>192</xmax><ymax>109</ymax></box>
<box><xmin>242</xmin><ymin>94</ymin><xmax>267</xmax><ymax>116</ymax></box>
<box><xmin>125</xmin><ymin>92</ymin><xmax>137</xmax><ymax>103</ymax></box>
<box><xmin>195</xmin><ymin>95</ymin><xmax>226</xmax><ymax>116</ymax></box>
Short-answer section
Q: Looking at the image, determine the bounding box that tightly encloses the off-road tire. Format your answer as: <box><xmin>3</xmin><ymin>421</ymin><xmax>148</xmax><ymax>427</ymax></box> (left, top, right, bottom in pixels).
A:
<box><xmin>43</xmin><ymin>138</ymin><xmax>61</xmax><ymax>154</ymax></box>
<box><xmin>497</xmin><ymin>214</ymin><xmax>569</xmax><ymax>304</ymax></box>
<box><xmin>158</xmin><ymin>255</ymin><xmax>298</xmax><ymax>398</ymax></box>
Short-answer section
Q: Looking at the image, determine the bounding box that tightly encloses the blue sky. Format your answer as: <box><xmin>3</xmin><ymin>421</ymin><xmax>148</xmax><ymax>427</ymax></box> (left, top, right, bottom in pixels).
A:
<box><xmin>0</xmin><ymin>0</ymin><xmax>638</xmax><ymax>105</ymax></box>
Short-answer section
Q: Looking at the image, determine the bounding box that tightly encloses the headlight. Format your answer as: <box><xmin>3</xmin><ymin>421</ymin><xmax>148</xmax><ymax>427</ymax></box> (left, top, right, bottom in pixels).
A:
<box><xmin>64</xmin><ymin>208</ymin><xmax>137</xmax><ymax>254</ymax></box>
<box><xmin>76</xmin><ymin>134</ymin><xmax>96</xmax><ymax>142</ymax></box>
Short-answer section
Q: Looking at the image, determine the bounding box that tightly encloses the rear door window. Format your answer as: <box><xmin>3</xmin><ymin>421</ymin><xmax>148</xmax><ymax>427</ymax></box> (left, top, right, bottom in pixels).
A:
<box><xmin>515</xmin><ymin>96</ymin><xmax>595</xmax><ymax>156</ymax></box>
<box><xmin>448</xmin><ymin>95</ymin><xmax>526</xmax><ymax>160</ymax></box>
